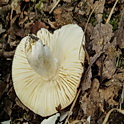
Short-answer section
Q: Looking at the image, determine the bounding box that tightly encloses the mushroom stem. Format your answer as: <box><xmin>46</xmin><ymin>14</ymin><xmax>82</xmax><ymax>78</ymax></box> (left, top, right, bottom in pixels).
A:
<box><xmin>25</xmin><ymin>35</ymin><xmax>59</xmax><ymax>80</ymax></box>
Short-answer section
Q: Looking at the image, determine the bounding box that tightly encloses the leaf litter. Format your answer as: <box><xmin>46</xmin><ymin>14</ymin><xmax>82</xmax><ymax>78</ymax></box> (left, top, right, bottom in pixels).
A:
<box><xmin>0</xmin><ymin>0</ymin><xmax>124</xmax><ymax>124</ymax></box>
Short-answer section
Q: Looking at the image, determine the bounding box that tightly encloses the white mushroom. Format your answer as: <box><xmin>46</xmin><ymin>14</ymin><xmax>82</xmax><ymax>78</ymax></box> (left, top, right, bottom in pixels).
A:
<box><xmin>12</xmin><ymin>24</ymin><xmax>85</xmax><ymax>117</ymax></box>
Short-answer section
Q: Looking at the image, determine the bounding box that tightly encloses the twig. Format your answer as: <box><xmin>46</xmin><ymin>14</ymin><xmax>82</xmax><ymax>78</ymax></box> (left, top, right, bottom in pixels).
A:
<box><xmin>49</xmin><ymin>0</ymin><xmax>61</xmax><ymax>14</ymax></box>
<box><xmin>102</xmin><ymin>108</ymin><xmax>124</xmax><ymax>124</ymax></box>
<box><xmin>64</xmin><ymin>88</ymin><xmax>81</xmax><ymax>124</ymax></box>
<box><xmin>106</xmin><ymin>0</ymin><xmax>119</xmax><ymax>23</ymax></box>
<box><xmin>84</xmin><ymin>4</ymin><xmax>97</xmax><ymax>33</ymax></box>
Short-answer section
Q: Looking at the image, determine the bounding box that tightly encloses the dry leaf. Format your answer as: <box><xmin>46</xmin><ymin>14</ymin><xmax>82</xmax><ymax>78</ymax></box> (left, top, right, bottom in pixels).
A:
<box><xmin>11</xmin><ymin>0</ymin><xmax>21</xmax><ymax>14</ymax></box>
<box><xmin>99</xmin><ymin>86</ymin><xmax>120</xmax><ymax>106</ymax></box>
<box><xmin>96</xmin><ymin>40</ymin><xmax>119</xmax><ymax>80</ymax></box>
<box><xmin>31</xmin><ymin>21</ymin><xmax>48</xmax><ymax>34</ymax></box>
<box><xmin>16</xmin><ymin>29</ymin><xmax>25</xmax><ymax>38</ymax></box>
<box><xmin>81</xmin><ymin>68</ymin><xmax>92</xmax><ymax>91</ymax></box>
<box><xmin>115</xmin><ymin>9</ymin><xmax>124</xmax><ymax>48</ymax></box>
<box><xmin>49</xmin><ymin>7</ymin><xmax>73</xmax><ymax>29</ymax></box>
<box><xmin>80</xmin><ymin>78</ymin><xmax>121</xmax><ymax>117</ymax></box>
<box><xmin>94</xmin><ymin>0</ymin><xmax>105</xmax><ymax>23</ymax></box>
<box><xmin>90</xmin><ymin>23</ymin><xmax>113</xmax><ymax>53</ymax></box>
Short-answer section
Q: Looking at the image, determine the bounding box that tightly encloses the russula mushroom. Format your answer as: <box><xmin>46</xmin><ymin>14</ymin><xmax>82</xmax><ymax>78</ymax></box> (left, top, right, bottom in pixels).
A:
<box><xmin>12</xmin><ymin>24</ymin><xmax>85</xmax><ymax>117</ymax></box>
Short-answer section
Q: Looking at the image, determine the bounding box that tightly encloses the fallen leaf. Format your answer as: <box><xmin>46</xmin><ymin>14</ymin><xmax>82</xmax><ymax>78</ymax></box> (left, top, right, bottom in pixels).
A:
<box><xmin>11</xmin><ymin>0</ymin><xmax>21</xmax><ymax>19</ymax></box>
<box><xmin>75</xmin><ymin>0</ymin><xmax>94</xmax><ymax>16</ymax></box>
<box><xmin>81</xmin><ymin>68</ymin><xmax>92</xmax><ymax>91</ymax></box>
<box><xmin>80</xmin><ymin>92</ymin><xmax>96</xmax><ymax>116</ymax></box>
<box><xmin>90</xmin><ymin>23</ymin><xmax>113</xmax><ymax>53</ymax></box>
<box><xmin>49</xmin><ymin>7</ymin><xmax>73</xmax><ymax>29</ymax></box>
<box><xmin>31</xmin><ymin>21</ymin><xmax>48</xmax><ymax>34</ymax></box>
<box><xmin>94</xmin><ymin>0</ymin><xmax>105</xmax><ymax>23</ymax></box>
<box><xmin>115</xmin><ymin>9</ymin><xmax>124</xmax><ymax>49</ymax></box>
<box><xmin>81</xmin><ymin>50</ymin><xmax>104</xmax><ymax>92</ymax></box>
<box><xmin>16</xmin><ymin>29</ymin><xmax>25</xmax><ymax>38</ymax></box>
<box><xmin>96</xmin><ymin>40</ymin><xmax>120</xmax><ymax>80</ymax></box>
<box><xmin>80</xmin><ymin>78</ymin><xmax>121</xmax><ymax>117</ymax></box>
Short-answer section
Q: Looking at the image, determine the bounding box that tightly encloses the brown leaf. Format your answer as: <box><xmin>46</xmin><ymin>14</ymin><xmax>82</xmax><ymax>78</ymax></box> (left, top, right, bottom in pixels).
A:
<box><xmin>94</xmin><ymin>0</ymin><xmax>105</xmax><ymax>23</ymax></box>
<box><xmin>80</xmin><ymin>79</ymin><xmax>100</xmax><ymax>116</ymax></box>
<box><xmin>80</xmin><ymin>92</ymin><xmax>97</xmax><ymax>116</ymax></box>
<box><xmin>96</xmin><ymin>40</ymin><xmax>119</xmax><ymax>80</ymax></box>
<box><xmin>102</xmin><ymin>59</ymin><xmax>116</xmax><ymax>79</ymax></box>
<box><xmin>90</xmin><ymin>23</ymin><xmax>113</xmax><ymax>53</ymax></box>
<box><xmin>31</xmin><ymin>21</ymin><xmax>48</xmax><ymax>34</ymax></box>
<box><xmin>115</xmin><ymin>9</ymin><xmax>124</xmax><ymax>49</ymax></box>
<box><xmin>54</xmin><ymin>7</ymin><xmax>63</xmax><ymax>21</ymax></box>
<box><xmin>81</xmin><ymin>50</ymin><xmax>104</xmax><ymax>92</ymax></box>
<box><xmin>99</xmin><ymin>86</ymin><xmax>120</xmax><ymax>106</ymax></box>
<box><xmin>16</xmin><ymin>29</ymin><xmax>25</xmax><ymax>38</ymax></box>
<box><xmin>11</xmin><ymin>0</ymin><xmax>21</xmax><ymax>20</ymax></box>
<box><xmin>80</xmin><ymin>78</ymin><xmax>121</xmax><ymax>116</ymax></box>
<box><xmin>49</xmin><ymin>7</ymin><xmax>73</xmax><ymax>29</ymax></box>
<box><xmin>81</xmin><ymin>68</ymin><xmax>92</xmax><ymax>91</ymax></box>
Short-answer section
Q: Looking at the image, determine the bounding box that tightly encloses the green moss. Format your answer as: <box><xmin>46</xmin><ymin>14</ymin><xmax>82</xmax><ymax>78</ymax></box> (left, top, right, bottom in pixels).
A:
<box><xmin>102</xmin><ymin>12</ymin><xmax>120</xmax><ymax>31</ymax></box>
<box><xmin>109</xmin><ymin>15</ymin><xmax>120</xmax><ymax>31</ymax></box>
<box><xmin>90</xmin><ymin>16</ymin><xmax>97</xmax><ymax>26</ymax></box>
<box><xmin>102</xmin><ymin>13</ymin><xmax>109</xmax><ymax>21</ymax></box>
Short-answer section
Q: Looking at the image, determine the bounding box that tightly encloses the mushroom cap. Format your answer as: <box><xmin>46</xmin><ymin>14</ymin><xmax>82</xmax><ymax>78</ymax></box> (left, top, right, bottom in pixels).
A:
<box><xmin>12</xmin><ymin>24</ymin><xmax>85</xmax><ymax>117</ymax></box>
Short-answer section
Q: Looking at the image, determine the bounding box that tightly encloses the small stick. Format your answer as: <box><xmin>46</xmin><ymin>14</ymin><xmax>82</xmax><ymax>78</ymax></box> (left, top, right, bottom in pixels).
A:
<box><xmin>49</xmin><ymin>0</ymin><xmax>61</xmax><ymax>14</ymax></box>
<box><xmin>106</xmin><ymin>0</ymin><xmax>119</xmax><ymax>23</ymax></box>
<box><xmin>102</xmin><ymin>108</ymin><xmax>124</xmax><ymax>124</ymax></box>
<box><xmin>64</xmin><ymin>88</ymin><xmax>81</xmax><ymax>124</ymax></box>
<box><xmin>84</xmin><ymin>4</ymin><xmax>97</xmax><ymax>33</ymax></box>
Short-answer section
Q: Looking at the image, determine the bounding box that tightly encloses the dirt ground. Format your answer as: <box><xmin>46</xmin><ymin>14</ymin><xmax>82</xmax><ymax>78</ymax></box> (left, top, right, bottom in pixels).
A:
<box><xmin>0</xmin><ymin>0</ymin><xmax>124</xmax><ymax>124</ymax></box>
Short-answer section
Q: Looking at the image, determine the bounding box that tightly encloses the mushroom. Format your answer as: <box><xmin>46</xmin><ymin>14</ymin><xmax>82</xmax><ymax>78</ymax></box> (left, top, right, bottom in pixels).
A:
<box><xmin>12</xmin><ymin>24</ymin><xmax>85</xmax><ymax>117</ymax></box>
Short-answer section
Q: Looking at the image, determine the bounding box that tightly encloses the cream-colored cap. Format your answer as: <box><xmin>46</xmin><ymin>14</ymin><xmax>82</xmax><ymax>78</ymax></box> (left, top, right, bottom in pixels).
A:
<box><xmin>12</xmin><ymin>24</ymin><xmax>85</xmax><ymax>117</ymax></box>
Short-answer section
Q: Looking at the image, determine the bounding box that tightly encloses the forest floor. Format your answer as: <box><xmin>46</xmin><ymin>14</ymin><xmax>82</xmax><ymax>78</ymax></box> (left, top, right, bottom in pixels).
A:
<box><xmin>0</xmin><ymin>0</ymin><xmax>124</xmax><ymax>124</ymax></box>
